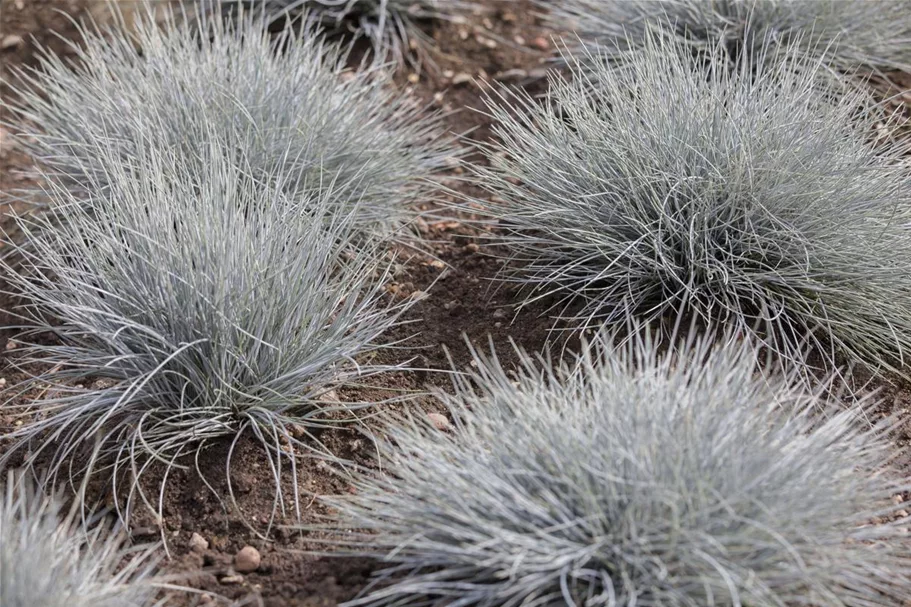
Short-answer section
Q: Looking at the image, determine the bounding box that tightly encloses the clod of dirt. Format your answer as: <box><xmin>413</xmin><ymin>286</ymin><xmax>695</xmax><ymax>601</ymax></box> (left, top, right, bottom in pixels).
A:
<box><xmin>234</xmin><ymin>546</ymin><xmax>262</xmax><ymax>573</ymax></box>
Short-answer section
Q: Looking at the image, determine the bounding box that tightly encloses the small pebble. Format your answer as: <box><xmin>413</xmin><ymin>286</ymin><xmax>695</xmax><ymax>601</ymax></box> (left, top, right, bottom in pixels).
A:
<box><xmin>1</xmin><ymin>35</ymin><xmax>23</xmax><ymax>50</ymax></box>
<box><xmin>531</xmin><ymin>36</ymin><xmax>550</xmax><ymax>51</ymax></box>
<box><xmin>407</xmin><ymin>73</ymin><xmax>419</xmax><ymax>84</ymax></box>
<box><xmin>219</xmin><ymin>574</ymin><xmax>244</xmax><ymax>585</ymax></box>
<box><xmin>465</xmin><ymin>243</ymin><xmax>480</xmax><ymax>253</ymax></box>
<box><xmin>514</xmin><ymin>35</ymin><xmax>526</xmax><ymax>45</ymax></box>
<box><xmin>452</xmin><ymin>72</ymin><xmax>472</xmax><ymax>86</ymax></box>
<box><xmin>442</xmin><ymin>69</ymin><xmax>454</xmax><ymax>79</ymax></box>
<box><xmin>427</xmin><ymin>413</ymin><xmax>451</xmax><ymax>431</ymax></box>
<box><xmin>0</xmin><ymin>126</ymin><xmax>18</xmax><ymax>156</ymax></box>
<box><xmin>0</xmin><ymin>378</ymin><xmax>6</xmax><ymax>386</ymax></box>
<box><xmin>495</xmin><ymin>69</ymin><xmax>528</xmax><ymax>82</ymax></box>
<box><xmin>188</xmin><ymin>532</ymin><xmax>208</xmax><ymax>553</ymax></box>
<box><xmin>234</xmin><ymin>546</ymin><xmax>261</xmax><ymax>573</ymax></box>
<box><xmin>502</xmin><ymin>11</ymin><xmax>517</xmax><ymax>22</ymax></box>
<box><xmin>132</xmin><ymin>526</ymin><xmax>158</xmax><ymax>538</ymax></box>
<box><xmin>492</xmin><ymin>308</ymin><xmax>508</xmax><ymax>319</ymax></box>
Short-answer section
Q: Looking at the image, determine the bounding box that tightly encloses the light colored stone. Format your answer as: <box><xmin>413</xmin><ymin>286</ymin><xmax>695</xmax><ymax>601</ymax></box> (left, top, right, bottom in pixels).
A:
<box><xmin>427</xmin><ymin>413</ymin><xmax>451</xmax><ymax>431</ymax></box>
<box><xmin>188</xmin><ymin>532</ymin><xmax>208</xmax><ymax>553</ymax></box>
<box><xmin>234</xmin><ymin>546</ymin><xmax>261</xmax><ymax>573</ymax></box>
<box><xmin>531</xmin><ymin>36</ymin><xmax>550</xmax><ymax>51</ymax></box>
<box><xmin>1</xmin><ymin>35</ymin><xmax>23</xmax><ymax>51</ymax></box>
<box><xmin>219</xmin><ymin>574</ymin><xmax>244</xmax><ymax>585</ymax></box>
<box><xmin>452</xmin><ymin>73</ymin><xmax>472</xmax><ymax>86</ymax></box>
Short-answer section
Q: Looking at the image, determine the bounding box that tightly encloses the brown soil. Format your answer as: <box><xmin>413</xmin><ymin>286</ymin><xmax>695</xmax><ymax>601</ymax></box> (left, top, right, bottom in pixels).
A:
<box><xmin>1</xmin><ymin>2</ymin><xmax>910</xmax><ymax>606</ymax></box>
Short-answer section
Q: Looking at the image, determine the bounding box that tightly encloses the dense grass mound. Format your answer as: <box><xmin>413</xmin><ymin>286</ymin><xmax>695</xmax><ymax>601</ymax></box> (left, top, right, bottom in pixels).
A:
<box><xmin>0</xmin><ymin>139</ymin><xmax>413</xmax><ymax>526</ymax></box>
<box><xmin>476</xmin><ymin>36</ymin><xmax>911</xmax><ymax>378</ymax></box>
<box><xmin>540</xmin><ymin>0</ymin><xmax>911</xmax><ymax>78</ymax></box>
<box><xmin>0</xmin><ymin>474</ymin><xmax>161</xmax><ymax>607</ymax></box>
<box><xmin>212</xmin><ymin>0</ymin><xmax>477</xmax><ymax>67</ymax></box>
<box><xmin>5</xmin><ymin>6</ymin><xmax>453</xmax><ymax>239</ymax></box>
<box><xmin>323</xmin><ymin>332</ymin><xmax>911</xmax><ymax>606</ymax></box>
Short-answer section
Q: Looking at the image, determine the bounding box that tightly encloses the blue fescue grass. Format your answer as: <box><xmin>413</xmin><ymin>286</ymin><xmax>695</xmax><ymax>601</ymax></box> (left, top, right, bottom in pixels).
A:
<box><xmin>211</xmin><ymin>0</ymin><xmax>479</xmax><ymax>68</ymax></box>
<box><xmin>475</xmin><ymin>34</ymin><xmax>911</xmax><ymax>380</ymax></box>
<box><xmin>539</xmin><ymin>0</ymin><xmax>911</xmax><ymax>80</ymax></box>
<box><xmin>1</xmin><ymin>473</ymin><xmax>162</xmax><ymax>607</ymax></box>
<box><xmin>4</xmin><ymin>5</ymin><xmax>456</xmax><ymax>240</ymax></box>
<box><xmin>320</xmin><ymin>330</ymin><xmax>911</xmax><ymax>606</ymax></box>
<box><xmin>0</xmin><ymin>135</ymin><xmax>417</xmax><ymax>532</ymax></box>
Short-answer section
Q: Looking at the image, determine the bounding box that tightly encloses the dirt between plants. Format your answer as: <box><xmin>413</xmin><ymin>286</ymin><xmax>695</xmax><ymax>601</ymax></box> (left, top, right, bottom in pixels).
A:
<box><xmin>1</xmin><ymin>1</ymin><xmax>910</xmax><ymax>606</ymax></box>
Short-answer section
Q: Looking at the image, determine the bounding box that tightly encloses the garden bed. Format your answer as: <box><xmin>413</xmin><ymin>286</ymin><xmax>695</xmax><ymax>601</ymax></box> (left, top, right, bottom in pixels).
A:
<box><xmin>0</xmin><ymin>1</ymin><xmax>565</xmax><ymax>604</ymax></box>
<box><xmin>1</xmin><ymin>1</ymin><xmax>911</xmax><ymax>605</ymax></box>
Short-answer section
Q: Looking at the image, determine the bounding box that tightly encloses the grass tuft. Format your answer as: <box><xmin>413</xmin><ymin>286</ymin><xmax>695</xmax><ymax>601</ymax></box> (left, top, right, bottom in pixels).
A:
<box><xmin>0</xmin><ymin>473</ymin><xmax>161</xmax><ymax>607</ymax></box>
<box><xmin>213</xmin><ymin>0</ymin><xmax>478</xmax><ymax>68</ymax></box>
<box><xmin>0</xmin><ymin>136</ymin><xmax>414</xmax><ymax>530</ymax></box>
<box><xmin>4</xmin><ymin>6</ymin><xmax>454</xmax><ymax>240</ymax></box>
<box><xmin>475</xmin><ymin>35</ymin><xmax>911</xmax><ymax>379</ymax></box>
<box><xmin>539</xmin><ymin>0</ymin><xmax>911</xmax><ymax>79</ymax></box>
<box><xmin>321</xmin><ymin>330</ymin><xmax>911</xmax><ymax>606</ymax></box>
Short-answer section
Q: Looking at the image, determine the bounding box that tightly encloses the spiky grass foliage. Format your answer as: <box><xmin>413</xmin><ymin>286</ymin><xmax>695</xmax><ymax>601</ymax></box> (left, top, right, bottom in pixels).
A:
<box><xmin>322</xmin><ymin>331</ymin><xmax>911</xmax><ymax>606</ymax></box>
<box><xmin>538</xmin><ymin>0</ymin><xmax>911</xmax><ymax>79</ymax></box>
<box><xmin>1</xmin><ymin>473</ymin><xmax>161</xmax><ymax>607</ymax></box>
<box><xmin>5</xmin><ymin>5</ymin><xmax>454</xmax><ymax>239</ymax></box>
<box><xmin>211</xmin><ymin>0</ymin><xmax>477</xmax><ymax>67</ymax></box>
<box><xmin>475</xmin><ymin>36</ymin><xmax>911</xmax><ymax>379</ymax></box>
<box><xmin>0</xmin><ymin>137</ymin><xmax>413</xmax><ymax>529</ymax></box>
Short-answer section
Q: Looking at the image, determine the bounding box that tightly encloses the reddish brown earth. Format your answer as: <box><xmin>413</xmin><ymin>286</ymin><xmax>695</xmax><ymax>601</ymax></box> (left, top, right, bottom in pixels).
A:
<box><xmin>1</xmin><ymin>1</ymin><xmax>910</xmax><ymax>606</ymax></box>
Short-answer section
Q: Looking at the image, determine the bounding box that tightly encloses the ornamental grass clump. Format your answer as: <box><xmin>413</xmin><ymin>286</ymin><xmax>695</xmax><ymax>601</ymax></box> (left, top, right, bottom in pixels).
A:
<box><xmin>0</xmin><ymin>474</ymin><xmax>161</xmax><ymax>607</ymax></box>
<box><xmin>5</xmin><ymin>5</ymin><xmax>454</xmax><ymax>239</ymax></box>
<box><xmin>322</xmin><ymin>331</ymin><xmax>911</xmax><ymax>606</ymax></box>
<box><xmin>539</xmin><ymin>0</ymin><xmax>911</xmax><ymax>78</ymax></box>
<box><xmin>211</xmin><ymin>0</ymin><xmax>477</xmax><ymax>67</ymax></box>
<box><xmin>476</xmin><ymin>36</ymin><xmax>911</xmax><ymax>379</ymax></box>
<box><xmin>0</xmin><ymin>138</ymin><xmax>413</xmax><ymax>527</ymax></box>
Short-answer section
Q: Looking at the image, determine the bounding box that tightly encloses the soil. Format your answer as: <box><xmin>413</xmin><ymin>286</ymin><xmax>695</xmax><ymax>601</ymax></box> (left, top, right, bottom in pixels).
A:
<box><xmin>0</xmin><ymin>1</ymin><xmax>909</xmax><ymax>606</ymax></box>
